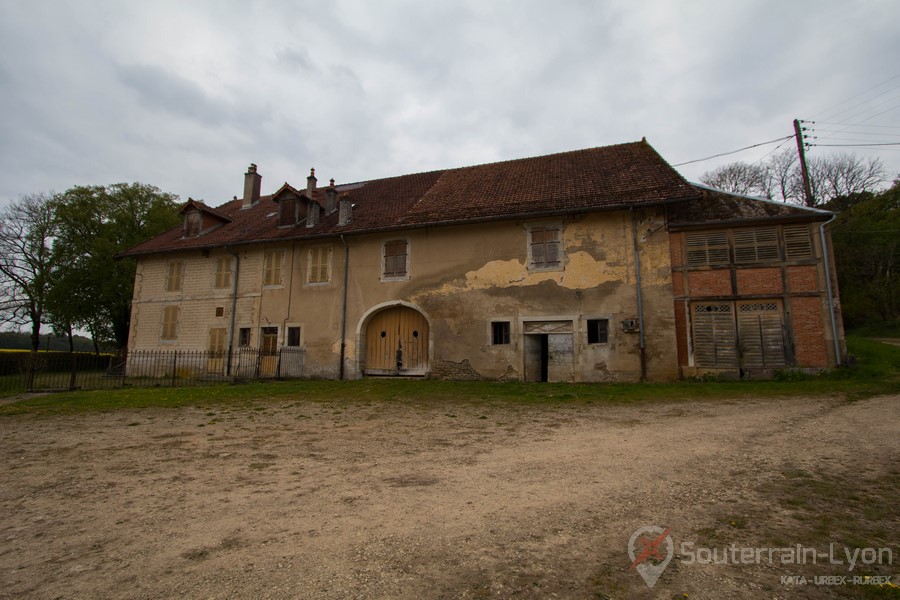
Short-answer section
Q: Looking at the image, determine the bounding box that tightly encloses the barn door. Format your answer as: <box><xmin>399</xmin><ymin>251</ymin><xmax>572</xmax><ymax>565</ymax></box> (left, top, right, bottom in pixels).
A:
<box><xmin>523</xmin><ymin>321</ymin><xmax>575</xmax><ymax>382</ymax></box>
<box><xmin>691</xmin><ymin>303</ymin><xmax>738</xmax><ymax>368</ymax></box>
<box><xmin>365</xmin><ymin>306</ymin><xmax>429</xmax><ymax>375</ymax></box>
<box><xmin>737</xmin><ymin>301</ymin><xmax>787</xmax><ymax>368</ymax></box>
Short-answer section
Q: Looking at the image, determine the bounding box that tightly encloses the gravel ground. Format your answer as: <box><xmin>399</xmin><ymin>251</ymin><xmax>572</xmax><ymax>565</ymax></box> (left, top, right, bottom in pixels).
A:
<box><xmin>0</xmin><ymin>393</ymin><xmax>897</xmax><ymax>599</ymax></box>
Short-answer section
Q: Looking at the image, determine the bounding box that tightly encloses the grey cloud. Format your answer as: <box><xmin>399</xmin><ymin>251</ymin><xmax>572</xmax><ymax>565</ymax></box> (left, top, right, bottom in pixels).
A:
<box><xmin>115</xmin><ymin>63</ymin><xmax>231</xmax><ymax>126</ymax></box>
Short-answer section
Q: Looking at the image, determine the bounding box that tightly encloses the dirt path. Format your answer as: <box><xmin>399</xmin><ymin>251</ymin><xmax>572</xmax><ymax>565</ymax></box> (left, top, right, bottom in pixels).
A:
<box><xmin>0</xmin><ymin>394</ymin><xmax>897</xmax><ymax>599</ymax></box>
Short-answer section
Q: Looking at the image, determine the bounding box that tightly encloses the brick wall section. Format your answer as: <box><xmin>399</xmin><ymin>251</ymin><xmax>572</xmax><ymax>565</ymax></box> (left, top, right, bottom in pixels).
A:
<box><xmin>430</xmin><ymin>359</ymin><xmax>483</xmax><ymax>380</ymax></box>
<box><xmin>786</xmin><ymin>265</ymin><xmax>819</xmax><ymax>293</ymax></box>
<box><xmin>790</xmin><ymin>296</ymin><xmax>828</xmax><ymax>367</ymax></box>
<box><xmin>672</xmin><ymin>272</ymin><xmax>685</xmax><ymax>297</ymax></box>
<box><xmin>736</xmin><ymin>268</ymin><xmax>783</xmax><ymax>295</ymax></box>
<box><xmin>687</xmin><ymin>270</ymin><xmax>732</xmax><ymax>297</ymax></box>
<box><xmin>669</xmin><ymin>231</ymin><xmax>683</xmax><ymax>268</ymax></box>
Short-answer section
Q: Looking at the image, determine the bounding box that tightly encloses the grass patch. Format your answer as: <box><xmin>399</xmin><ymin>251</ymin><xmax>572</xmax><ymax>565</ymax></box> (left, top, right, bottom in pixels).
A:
<box><xmin>1</xmin><ymin>336</ymin><xmax>898</xmax><ymax>416</ymax></box>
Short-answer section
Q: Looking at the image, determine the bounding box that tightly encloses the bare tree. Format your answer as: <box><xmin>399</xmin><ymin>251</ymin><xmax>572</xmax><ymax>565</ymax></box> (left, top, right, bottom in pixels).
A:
<box><xmin>699</xmin><ymin>151</ymin><xmax>887</xmax><ymax>206</ymax></box>
<box><xmin>699</xmin><ymin>162</ymin><xmax>769</xmax><ymax>197</ymax></box>
<box><xmin>0</xmin><ymin>193</ymin><xmax>58</xmax><ymax>352</ymax></box>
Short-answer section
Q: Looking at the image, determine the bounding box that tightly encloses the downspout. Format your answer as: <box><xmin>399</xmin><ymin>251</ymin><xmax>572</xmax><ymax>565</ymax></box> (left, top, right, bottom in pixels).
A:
<box><xmin>226</xmin><ymin>246</ymin><xmax>241</xmax><ymax>376</ymax></box>
<box><xmin>282</xmin><ymin>241</ymin><xmax>296</xmax><ymax>336</ymax></box>
<box><xmin>339</xmin><ymin>235</ymin><xmax>350</xmax><ymax>380</ymax></box>
<box><xmin>819</xmin><ymin>214</ymin><xmax>842</xmax><ymax>367</ymax></box>
<box><xmin>631</xmin><ymin>207</ymin><xmax>647</xmax><ymax>382</ymax></box>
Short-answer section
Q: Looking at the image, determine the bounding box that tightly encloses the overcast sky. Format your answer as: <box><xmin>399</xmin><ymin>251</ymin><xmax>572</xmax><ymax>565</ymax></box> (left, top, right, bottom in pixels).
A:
<box><xmin>1</xmin><ymin>0</ymin><xmax>898</xmax><ymax>208</ymax></box>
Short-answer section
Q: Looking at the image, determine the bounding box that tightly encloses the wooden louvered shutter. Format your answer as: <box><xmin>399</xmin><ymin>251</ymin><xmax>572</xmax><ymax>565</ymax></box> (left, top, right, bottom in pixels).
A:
<box><xmin>691</xmin><ymin>303</ymin><xmax>738</xmax><ymax>367</ymax></box>
<box><xmin>783</xmin><ymin>225</ymin><xmax>813</xmax><ymax>259</ymax></box>
<box><xmin>733</xmin><ymin>227</ymin><xmax>779</xmax><ymax>263</ymax></box>
<box><xmin>737</xmin><ymin>301</ymin><xmax>787</xmax><ymax>368</ymax></box>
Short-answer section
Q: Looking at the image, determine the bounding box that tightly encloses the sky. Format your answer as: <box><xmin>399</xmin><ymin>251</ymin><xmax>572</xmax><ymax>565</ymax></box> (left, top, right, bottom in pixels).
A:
<box><xmin>1</xmin><ymin>0</ymin><xmax>898</xmax><ymax>208</ymax></box>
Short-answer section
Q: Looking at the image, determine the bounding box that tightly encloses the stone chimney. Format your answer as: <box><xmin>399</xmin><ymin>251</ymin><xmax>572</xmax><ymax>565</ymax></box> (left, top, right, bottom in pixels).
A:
<box><xmin>306</xmin><ymin>193</ymin><xmax>321</xmax><ymax>228</ymax></box>
<box><xmin>242</xmin><ymin>164</ymin><xmax>261</xmax><ymax>209</ymax></box>
<box><xmin>306</xmin><ymin>168</ymin><xmax>317</xmax><ymax>199</ymax></box>
<box><xmin>325</xmin><ymin>178</ymin><xmax>337</xmax><ymax>214</ymax></box>
<box><xmin>338</xmin><ymin>194</ymin><xmax>352</xmax><ymax>226</ymax></box>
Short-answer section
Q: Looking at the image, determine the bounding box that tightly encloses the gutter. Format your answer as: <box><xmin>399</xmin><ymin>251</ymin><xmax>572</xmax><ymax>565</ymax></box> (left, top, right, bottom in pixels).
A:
<box><xmin>339</xmin><ymin>235</ymin><xmax>350</xmax><ymax>380</ymax></box>
<box><xmin>631</xmin><ymin>207</ymin><xmax>647</xmax><ymax>382</ymax></box>
<box><xmin>819</xmin><ymin>214</ymin><xmax>842</xmax><ymax>367</ymax></box>
<box><xmin>225</xmin><ymin>246</ymin><xmax>240</xmax><ymax>376</ymax></box>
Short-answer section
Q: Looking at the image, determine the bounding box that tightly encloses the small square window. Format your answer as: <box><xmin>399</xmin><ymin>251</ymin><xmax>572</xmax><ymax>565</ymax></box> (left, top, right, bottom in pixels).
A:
<box><xmin>491</xmin><ymin>322</ymin><xmax>511</xmax><ymax>345</ymax></box>
<box><xmin>215</xmin><ymin>306</ymin><xmax>224</xmax><ymax>317</ymax></box>
<box><xmin>587</xmin><ymin>319</ymin><xmax>609</xmax><ymax>344</ymax></box>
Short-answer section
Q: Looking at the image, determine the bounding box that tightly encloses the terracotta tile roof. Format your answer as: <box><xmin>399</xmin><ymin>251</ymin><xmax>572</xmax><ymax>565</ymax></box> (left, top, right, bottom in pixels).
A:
<box><xmin>179</xmin><ymin>198</ymin><xmax>232</xmax><ymax>223</ymax></box>
<box><xmin>121</xmin><ymin>140</ymin><xmax>700</xmax><ymax>257</ymax></box>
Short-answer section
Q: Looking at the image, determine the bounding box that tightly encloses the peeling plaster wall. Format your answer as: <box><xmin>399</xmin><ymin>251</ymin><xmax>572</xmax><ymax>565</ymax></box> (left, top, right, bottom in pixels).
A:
<box><xmin>128</xmin><ymin>207</ymin><xmax>681</xmax><ymax>382</ymax></box>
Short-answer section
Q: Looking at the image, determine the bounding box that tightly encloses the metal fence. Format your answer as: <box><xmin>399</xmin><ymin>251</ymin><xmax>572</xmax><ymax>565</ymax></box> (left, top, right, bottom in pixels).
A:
<box><xmin>0</xmin><ymin>347</ymin><xmax>306</xmax><ymax>395</ymax></box>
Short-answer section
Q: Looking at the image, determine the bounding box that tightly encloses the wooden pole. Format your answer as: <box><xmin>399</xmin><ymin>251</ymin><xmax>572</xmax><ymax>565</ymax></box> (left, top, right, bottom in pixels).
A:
<box><xmin>793</xmin><ymin>119</ymin><xmax>815</xmax><ymax>206</ymax></box>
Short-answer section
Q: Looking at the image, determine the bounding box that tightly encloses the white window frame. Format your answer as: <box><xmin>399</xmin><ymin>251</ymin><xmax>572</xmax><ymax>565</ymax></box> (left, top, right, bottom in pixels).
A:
<box><xmin>306</xmin><ymin>246</ymin><xmax>333</xmax><ymax>285</ymax></box>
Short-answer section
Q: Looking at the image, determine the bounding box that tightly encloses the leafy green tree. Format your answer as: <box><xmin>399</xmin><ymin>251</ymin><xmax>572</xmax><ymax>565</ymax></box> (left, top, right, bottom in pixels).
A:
<box><xmin>831</xmin><ymin>180</ymin><xmax>900</xmax><ymax>332</ymax></box>
<box><xmin>49</xmin><ymin>183</ymin><xmax>181</xmax><ymax>349</ymax></box>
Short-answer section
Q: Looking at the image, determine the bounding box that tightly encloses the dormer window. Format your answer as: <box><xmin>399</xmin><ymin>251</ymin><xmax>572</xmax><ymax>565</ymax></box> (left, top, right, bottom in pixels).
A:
<box><xmin>185</xmin><ymin>211</ymin><xmax>202</xmax><ymax>237</ymax></box>
<box><xmin>278</xmin><ymin>195</ymin><xmax>298</xmax><ymax>227</ymax></box>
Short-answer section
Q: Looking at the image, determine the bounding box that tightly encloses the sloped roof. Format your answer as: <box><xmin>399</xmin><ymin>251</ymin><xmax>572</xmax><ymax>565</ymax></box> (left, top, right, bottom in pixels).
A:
<box><xmin>667</xmin><ymin>183</ymin><xmax>832</xmax><ymax>229</ymax></box>
<box><xmin>121</xmin><ymin>140</ymin><xmax>699</xmax><ymax>257</ymax></box>
<box><xmin>179</xmin><ymin>198</ymin><xmax>232</xmax><ymax>223</ymax></box>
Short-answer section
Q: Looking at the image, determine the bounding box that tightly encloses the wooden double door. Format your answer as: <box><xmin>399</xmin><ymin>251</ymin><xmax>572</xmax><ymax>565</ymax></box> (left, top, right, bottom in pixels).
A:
<box><xmin>691</xmin><ymin>300</ymin><xmax>788</xmax><ymax>371</ymax></box>
<box><xmin>365</xmin><ymin>306</ymin><xmax>429</xmax><ymax>375</ymax></box>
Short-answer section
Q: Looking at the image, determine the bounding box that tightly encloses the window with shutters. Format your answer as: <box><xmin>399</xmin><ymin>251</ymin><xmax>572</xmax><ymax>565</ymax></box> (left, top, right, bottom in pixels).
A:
<box><xmin>307</xmin><ymin>246</ymin><xmax>332</xmax><ymax>284</ymax></box>
<box><xmin>733</xmin><ymin>227</ymin><xmax>779</xmax><ymax>264</ymax></box>
<box><xmin>383</xmin><ymin>240</ymin><xmax>408</xmax><ymax>279</ymax></box>
<box><xmin>685</xmin><ymin>231</ymin><xmax>730</xmax><ymax>267</ymax></box>
<box><xmin>161</xmin><ymin>306</ymin><xmax>180</xmax><ymax>340</ymax></box>
<box><xmin>185</xmin><ymin>211</ymin><xmax>202</xmax><ymax>237</ymax></box>
<box><xmin>528</xmin><ymin>224</ymin><xmax>563</xmax><ymax>270</ymax></box>
<box><xmin>208</xmin><ymin>328</ymin><xmax>226</xmax><ymax>355</ymax></box>
<box><xmin>213</xmin><ymin>257</ymin><xmax>232</xmax><ymax>289</ymax></box>
<box><xmin>263</xmin><ymin>250</ymin><xmax>284</xmax><ymax>286</ymax></box>
<box><xmin>783</xmin><ymin>224</ymin><xmax>813</xmax><ymax>259</ymax></box>
<box><xmin>278</xmin><ymin>196</ymin><xmax>297</xmax><ymax>227</ymax></box>
<box><xmin>165</xmin><ymin>262</ymin><xmax>184</xmax><ymax>292</ymax></box>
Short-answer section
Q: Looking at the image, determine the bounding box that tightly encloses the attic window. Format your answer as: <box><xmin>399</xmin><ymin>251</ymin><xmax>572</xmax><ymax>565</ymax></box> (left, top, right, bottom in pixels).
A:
<box><xmin>185</xmin><ymin>211</ymin><xmax>201</xmax><ymax>237</ymax></box>
<box><xmin>278</xmin><ymin>196</ymin><xmax>297</xmax><ymax>227</ymax></box>
<box><xmin>733</xmin><ymin>227</ymin><xmax>779</xmax><ymax>264</ymax></box>
<box><xmin>783</xmin><ymin>225</ymin><xmax>813</xmax><ymax>259</ymax></box>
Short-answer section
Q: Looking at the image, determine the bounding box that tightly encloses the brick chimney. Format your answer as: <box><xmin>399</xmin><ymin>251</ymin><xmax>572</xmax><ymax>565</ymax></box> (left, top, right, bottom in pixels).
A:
<box><xmin>325</xmin><ymin>178</ymin><xmax>337</xmax><ymax>214</ymax></box>
<box><xmin>242</xmin><ymin>164</ymin><xmax>261</xmax><ymax>209</ymax></box>
<box><xmin>306</xmin><ymin>192</ymin><xmax>320</xmax><ymax>228</ymax></box>
<box><xmin>306</xmin><ymin>168</ymin><xmax>317</xmax><ymax>199</ymax></box>
<box><xmin>338</xmin><ymin>194</ymin><xmax>352</xmax><ymax>226</ymax></box>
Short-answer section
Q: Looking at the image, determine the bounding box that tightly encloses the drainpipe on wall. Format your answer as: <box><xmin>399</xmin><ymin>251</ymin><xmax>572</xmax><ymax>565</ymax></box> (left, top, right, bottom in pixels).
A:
<box><xmin>631</xmin><ymin>207</ymin><xmax>647</xmax><ymax>382</ymax></box>
<box><xmin>226</xmin><ymin>246</ymin><xmax>241</xmax><ymax>376</ymax></box>
<box><xmin>819</xmin><ymin>214</ymin><xmax>842</xmax><ymax>367</ymax></box>
<box><xmin>339</xmin><ymin>235</ymin><xmax>350</xmax><ymax>380</ymax></box>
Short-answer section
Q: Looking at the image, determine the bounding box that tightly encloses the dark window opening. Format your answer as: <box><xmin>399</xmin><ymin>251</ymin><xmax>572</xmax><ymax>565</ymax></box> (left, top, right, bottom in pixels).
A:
<box><xmin>287</xmin><ymin>326</ymin><xmax>301</xmax><ymax>347</ymax></box>
<box><xmin>238</xmin><ymin>328</ymin><xmax>251</xmax><ymax>347</ymax></box>
<box><xmin>215</xmin><ymin>306</ymin><xmax>224</xmax><ymax>317</ymax></box>
<box><xmin>492</xmin><ymin>321</ymin><xmax>511</xmax><ymax>345</ymax></box>
<box><xmin>587</xmin><ymin>319</ymin><xmax>609</xmax><ymax>344</ymax></box>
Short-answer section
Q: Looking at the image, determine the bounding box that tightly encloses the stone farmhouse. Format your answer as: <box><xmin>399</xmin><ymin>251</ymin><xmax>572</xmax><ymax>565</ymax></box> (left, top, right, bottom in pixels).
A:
<box><xmin>120</xmin><ymin>140</ymin><xmax>846</xmax><ymax>382</ymax></box>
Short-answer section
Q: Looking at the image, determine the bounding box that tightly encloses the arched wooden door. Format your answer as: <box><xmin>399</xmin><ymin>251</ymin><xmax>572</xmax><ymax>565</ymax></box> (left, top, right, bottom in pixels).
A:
<box><xmin>364</xmin><ymin>306</ymin><xmax>429</xmax><ymax>375</ymax></box>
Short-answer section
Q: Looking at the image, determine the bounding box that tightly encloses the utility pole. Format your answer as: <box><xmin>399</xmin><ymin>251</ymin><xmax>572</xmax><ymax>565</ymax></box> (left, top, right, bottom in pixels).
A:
<box><xmin>793</xmin><ymin>119</ymin><xmax>815</xmax><ymax>207</ymax></box>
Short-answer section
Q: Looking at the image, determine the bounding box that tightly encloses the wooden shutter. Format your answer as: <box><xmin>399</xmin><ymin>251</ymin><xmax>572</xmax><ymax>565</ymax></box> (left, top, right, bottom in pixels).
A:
<box><xmin>214</xmin><ymin>257</ymin><xmax>232</xmax><ymax>288</ymax></box>
<box><xmin>691</xmin><ymin>303</ymin><xmax>737</xmax><ymax>367</ymax></box>
<box><xmin>783</xmin><ymin>225</ymin><xmax>813</xmax><ymax>259</ymax></box>
<box><xmin>685</xmin><ymin>231</ymin><xmax>730</xmax><ymax>267</ymax></box>
<box><xmin>384</xmin><ymin>241</ymin><xmax>408</xmax><ymax>277</ymax></box>
<box><xmin>737</xmin><ymin>301</ymin><xmax>786</xmax><ymax>368</ymax></box>
<box><xmin>733</xmin><ymin>227</ymin><xmax>779</xmax><ymax>263</ymax></box>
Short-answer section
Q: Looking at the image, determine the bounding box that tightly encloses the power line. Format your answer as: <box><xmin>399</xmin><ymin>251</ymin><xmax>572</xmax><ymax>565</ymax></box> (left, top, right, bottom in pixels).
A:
<box><xmin>811</xmin><ymin>73</ymin><xmax>900</xmax><ymax>121</ymax></box>
<box><xmin>672</xmin><ymin>135</ymin><xmax>794</xmax><ymax>167</ymax></box>
<box><xmin>810</xmin><ymin>142</ymin><xmax>900</xmax><ymax>147</ymax></box>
